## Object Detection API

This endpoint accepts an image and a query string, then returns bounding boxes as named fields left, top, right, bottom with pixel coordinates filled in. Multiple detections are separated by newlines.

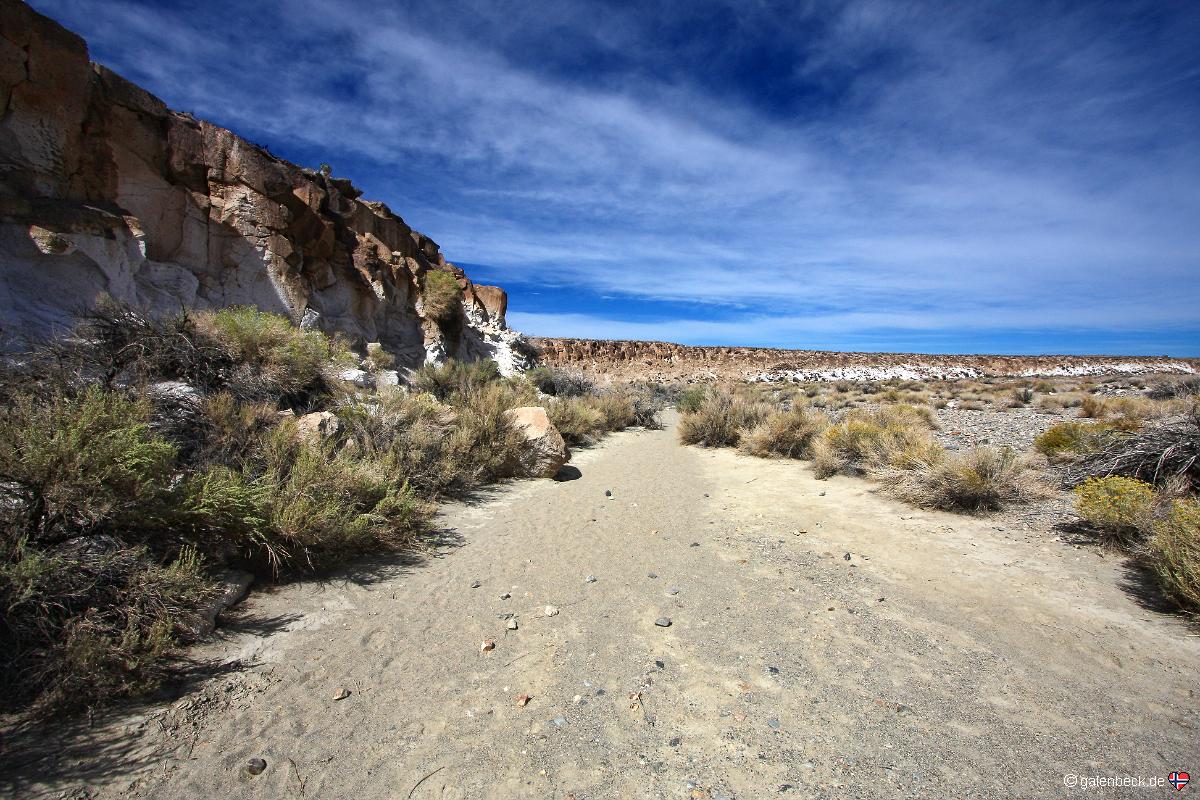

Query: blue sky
left=31, top=0, right=1200, bottom=355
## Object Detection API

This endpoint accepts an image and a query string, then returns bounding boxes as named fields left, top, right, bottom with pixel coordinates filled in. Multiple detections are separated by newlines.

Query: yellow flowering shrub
left=1074, top=476, right=1154, bottom=539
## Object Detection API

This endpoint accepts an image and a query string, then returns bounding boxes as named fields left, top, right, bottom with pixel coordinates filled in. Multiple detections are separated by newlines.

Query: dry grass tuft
left=739, top=405, right=829, bottom=459
left=811, top=404, right=938, bottom=478
left=895, top=447, right=1048, bottom=513
left=1034, top=421, right=1114, bottom=461
left=678, top=390, right=771, bottom=448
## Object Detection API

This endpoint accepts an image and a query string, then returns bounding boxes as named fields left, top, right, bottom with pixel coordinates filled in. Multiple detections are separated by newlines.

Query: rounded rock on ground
left=501, top=407, right=570, bottom=479
left=654, top=617, right=672, bottom=627
left=246, top=758, right=267, bottom=776
left=544, top=605, right=559, bottom=617
left=585, top=575, right=597, bottom=583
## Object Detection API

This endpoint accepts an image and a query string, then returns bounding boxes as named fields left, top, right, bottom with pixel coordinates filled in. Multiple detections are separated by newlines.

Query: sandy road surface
left=3, top=414, right=1198, bottom=799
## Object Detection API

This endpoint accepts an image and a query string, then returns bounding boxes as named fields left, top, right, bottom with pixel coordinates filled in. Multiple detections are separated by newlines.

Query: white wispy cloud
left=28, top=0, right=1200, bottom=351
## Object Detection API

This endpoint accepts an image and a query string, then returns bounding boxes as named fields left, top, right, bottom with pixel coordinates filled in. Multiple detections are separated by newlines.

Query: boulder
left=338, top=368, right=373, bottom=388
left=503, top=406, right=570, bottom=479
left=147, top=380, right=203, bottom=409
left=296, top=411, right=342, bottom=442
left=375, top=369, right=401, bottom=387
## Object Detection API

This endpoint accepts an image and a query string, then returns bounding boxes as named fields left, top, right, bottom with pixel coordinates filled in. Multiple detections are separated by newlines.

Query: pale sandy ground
left=3, top=413, right=1198, bottom=799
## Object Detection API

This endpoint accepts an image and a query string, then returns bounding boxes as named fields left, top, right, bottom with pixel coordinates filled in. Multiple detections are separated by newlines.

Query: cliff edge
left=0, top=0, right=528, bottom=372
left=534, top=337, right=1198, bottom=383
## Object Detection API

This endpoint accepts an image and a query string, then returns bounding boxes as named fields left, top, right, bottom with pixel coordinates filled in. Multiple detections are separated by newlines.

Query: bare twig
left=407, top=765, right=445, bottom=799
left=287, top=756, right=307, bottom=796
left=1065, top=420, right=1199, bottom=489
left=502, top=652, right=531, bottom=669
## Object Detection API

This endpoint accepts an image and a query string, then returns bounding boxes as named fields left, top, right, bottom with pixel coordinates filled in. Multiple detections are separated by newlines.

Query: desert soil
left=3, top=414, right=1198, bottom=799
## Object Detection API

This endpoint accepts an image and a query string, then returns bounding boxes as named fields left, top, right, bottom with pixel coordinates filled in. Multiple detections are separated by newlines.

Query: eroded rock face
left=0, top=0, right=530, bottom=373
left=502, top=407, right=570, bottom=479
left=534, top=338, right=1199, bottom=384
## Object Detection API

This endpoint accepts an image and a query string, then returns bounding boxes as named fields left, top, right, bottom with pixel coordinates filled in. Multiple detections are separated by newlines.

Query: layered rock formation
left=0, top=0, right=529, bottom=372
left=534, top=338, right=1199, bottom=384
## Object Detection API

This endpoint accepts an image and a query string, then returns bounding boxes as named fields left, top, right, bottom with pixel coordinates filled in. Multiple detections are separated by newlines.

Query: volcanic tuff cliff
left=534, top=338, right=1199, bottom=383
left=0, top=0, right=528, bottom=372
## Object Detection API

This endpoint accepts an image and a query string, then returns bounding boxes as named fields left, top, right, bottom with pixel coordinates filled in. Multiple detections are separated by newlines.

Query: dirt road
left=4, top=414, right=1198, bottom=798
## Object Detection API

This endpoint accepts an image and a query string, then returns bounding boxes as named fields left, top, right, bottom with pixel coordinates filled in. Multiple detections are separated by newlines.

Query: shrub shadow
left=0, top=651, right=251, bottom=798
left=1051, top=520, right=1184, bottom=618
left=0, top=526, right=465, bottom=794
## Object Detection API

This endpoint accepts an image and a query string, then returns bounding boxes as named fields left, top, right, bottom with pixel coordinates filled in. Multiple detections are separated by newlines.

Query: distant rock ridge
left=534, top=338, right=1199, bottom=383
left=0, top=0, right=528, bottom=373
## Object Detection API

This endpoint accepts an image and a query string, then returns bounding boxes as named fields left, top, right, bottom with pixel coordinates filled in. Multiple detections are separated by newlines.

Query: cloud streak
left=28, top=0, right=1200, bottom=354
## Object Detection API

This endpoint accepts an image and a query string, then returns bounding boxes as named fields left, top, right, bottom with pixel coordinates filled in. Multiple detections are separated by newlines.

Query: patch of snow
left=1017, top=361, right=1195, bottom=377
left=749, top=365, right=983, bottom=383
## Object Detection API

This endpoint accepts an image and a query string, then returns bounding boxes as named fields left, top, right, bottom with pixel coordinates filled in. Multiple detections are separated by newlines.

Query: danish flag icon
left=1169, top=772, right=1190, bottom=791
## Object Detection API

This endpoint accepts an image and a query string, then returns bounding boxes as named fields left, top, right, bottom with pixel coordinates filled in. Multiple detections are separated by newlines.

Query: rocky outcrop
left=502, top=407, right=570, bottom=479
left=534, top=338, right=1199, bottom=384
left=0, top=0, right=530, bottom=373
left=295, top=411, right=342, bottom=443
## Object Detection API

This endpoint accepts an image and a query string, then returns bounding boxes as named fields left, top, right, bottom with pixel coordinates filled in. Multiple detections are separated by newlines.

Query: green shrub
left=339, top=391, right=457, bottom=494
left=200, top=307, right=350, bottom=406
left=411, top=359, right=502, bottom=403
left=0, top=542, right=215, bottom=712
left=1149, top=498, right=1200, bottom=611
left=192, top=392, right=281, bottom=469
left=526, top=366, right=557, bottom=395
left=422, top=270, right=462, bottom=323
left=1034, top=421, right=1112, bottom=460
left=0, top=387, right=176, bottom=540
left=676, top=386, right=707, bottom=414
left=430, top=383, right=527, bottom=494
left=364, top=345, right=396, bottom=373
left=1074, top=476, right=1155, bottom=540
left=337, top=382, right=527, bottom=498
left=257, top=434, right=428, bottom=572
left=171, top=465, right=270, bottom=554
left=739, top=406, right=829, bottom=459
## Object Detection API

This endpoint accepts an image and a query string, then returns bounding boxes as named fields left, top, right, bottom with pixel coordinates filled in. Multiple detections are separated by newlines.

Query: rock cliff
left=534, top=338, right=1199, bottom=383
left=0, top=0, right=529, bottom=373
